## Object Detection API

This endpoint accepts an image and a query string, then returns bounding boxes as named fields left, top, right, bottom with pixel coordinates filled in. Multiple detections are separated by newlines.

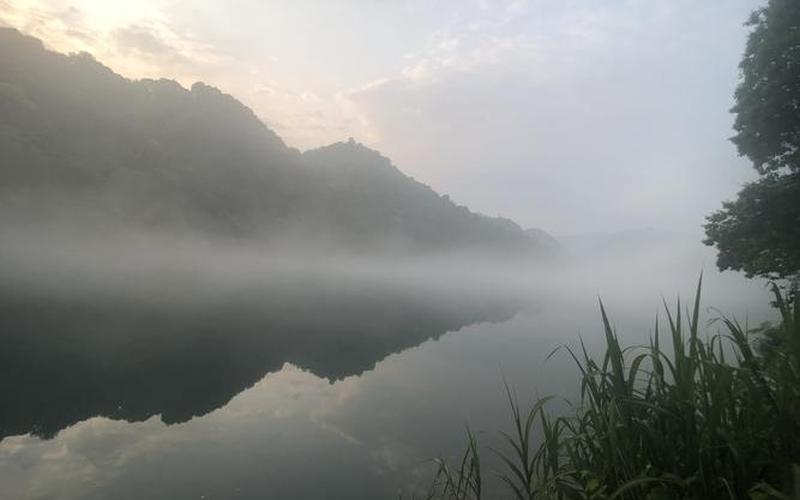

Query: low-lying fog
left=0, top=221, right=774, bottom=324
left=0, top=221, right=777, bottom=500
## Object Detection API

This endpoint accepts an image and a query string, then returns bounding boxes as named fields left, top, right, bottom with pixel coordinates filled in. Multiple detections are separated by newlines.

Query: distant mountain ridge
left=0, top=27, right=554, bottom=256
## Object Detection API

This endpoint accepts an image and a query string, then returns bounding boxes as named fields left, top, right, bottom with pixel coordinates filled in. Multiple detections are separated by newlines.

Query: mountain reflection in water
left=0, top=279, right=520, bottom=441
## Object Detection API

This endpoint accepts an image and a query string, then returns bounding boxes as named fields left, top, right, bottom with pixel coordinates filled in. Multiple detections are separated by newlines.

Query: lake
left=0, top=241, right=775, bottom=499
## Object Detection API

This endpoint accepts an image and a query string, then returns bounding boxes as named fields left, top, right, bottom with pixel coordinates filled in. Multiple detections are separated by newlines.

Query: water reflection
left=0, top=280, right=519, bottom=441
left=3, top=307, right=565, bottom=500
left=0, top=246, right=777, bottom=499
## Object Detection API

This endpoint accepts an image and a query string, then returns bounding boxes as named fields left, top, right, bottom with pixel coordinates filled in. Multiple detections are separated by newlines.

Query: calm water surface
left=0, top=258, right=774, bottom=500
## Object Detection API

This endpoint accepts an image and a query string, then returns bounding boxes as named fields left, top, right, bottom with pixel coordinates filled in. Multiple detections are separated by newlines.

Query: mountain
left=0, top=27, right=553, bottom=256
left=525, top=227, right=563, bottom=253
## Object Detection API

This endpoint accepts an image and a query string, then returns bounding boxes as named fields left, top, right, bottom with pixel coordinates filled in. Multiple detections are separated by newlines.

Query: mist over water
left=0, top=220, right=774, bottom=499
left=0, top=130, right=775, bottom=497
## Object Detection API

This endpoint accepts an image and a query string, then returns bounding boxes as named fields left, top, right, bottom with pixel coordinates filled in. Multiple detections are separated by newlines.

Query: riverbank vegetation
left=427, top=277, right=800, bottom=499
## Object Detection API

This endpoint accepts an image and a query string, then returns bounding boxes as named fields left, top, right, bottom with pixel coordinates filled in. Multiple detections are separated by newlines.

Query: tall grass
left=426, top=277, right=800, bottom=499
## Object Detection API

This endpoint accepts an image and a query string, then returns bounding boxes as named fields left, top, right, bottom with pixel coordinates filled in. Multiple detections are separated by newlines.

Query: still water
left=0, top=250, right=774, bottom=499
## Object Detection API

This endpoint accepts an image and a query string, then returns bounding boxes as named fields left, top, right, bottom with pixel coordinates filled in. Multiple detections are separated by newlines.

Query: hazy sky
left=1, top=0, right=763, bottom=235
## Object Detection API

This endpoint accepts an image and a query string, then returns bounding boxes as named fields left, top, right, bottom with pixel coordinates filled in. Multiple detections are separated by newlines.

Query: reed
left=427, top=277, right=800, bottom=499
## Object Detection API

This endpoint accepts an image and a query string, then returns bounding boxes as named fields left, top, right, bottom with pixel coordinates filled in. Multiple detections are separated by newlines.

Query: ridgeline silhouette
left=0, top=27, right=553, bottom=256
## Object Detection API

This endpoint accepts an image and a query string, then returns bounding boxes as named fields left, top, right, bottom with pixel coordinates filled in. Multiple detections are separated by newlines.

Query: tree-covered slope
left=0, top=27, right=551, bottom=256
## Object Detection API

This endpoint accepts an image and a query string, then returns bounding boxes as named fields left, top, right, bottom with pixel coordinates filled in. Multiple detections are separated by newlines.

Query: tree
left=704, top=0, right=800, bottom=282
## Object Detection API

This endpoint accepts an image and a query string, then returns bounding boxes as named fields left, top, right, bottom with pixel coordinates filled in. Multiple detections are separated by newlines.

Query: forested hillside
left=0, top=27, right=552, bottom=256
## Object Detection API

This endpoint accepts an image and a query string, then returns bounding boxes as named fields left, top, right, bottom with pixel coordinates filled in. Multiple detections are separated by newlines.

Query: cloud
left=1, top=1, right=227, bottom=85
left=0, top=2, right=97, bottom=51
left=112, top=24, right=185, bottom=60
left=333, top=0, right=761, bottom=233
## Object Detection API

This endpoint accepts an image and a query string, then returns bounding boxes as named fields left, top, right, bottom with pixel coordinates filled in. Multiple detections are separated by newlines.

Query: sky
left=0, top=0, right=764, bottom=235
